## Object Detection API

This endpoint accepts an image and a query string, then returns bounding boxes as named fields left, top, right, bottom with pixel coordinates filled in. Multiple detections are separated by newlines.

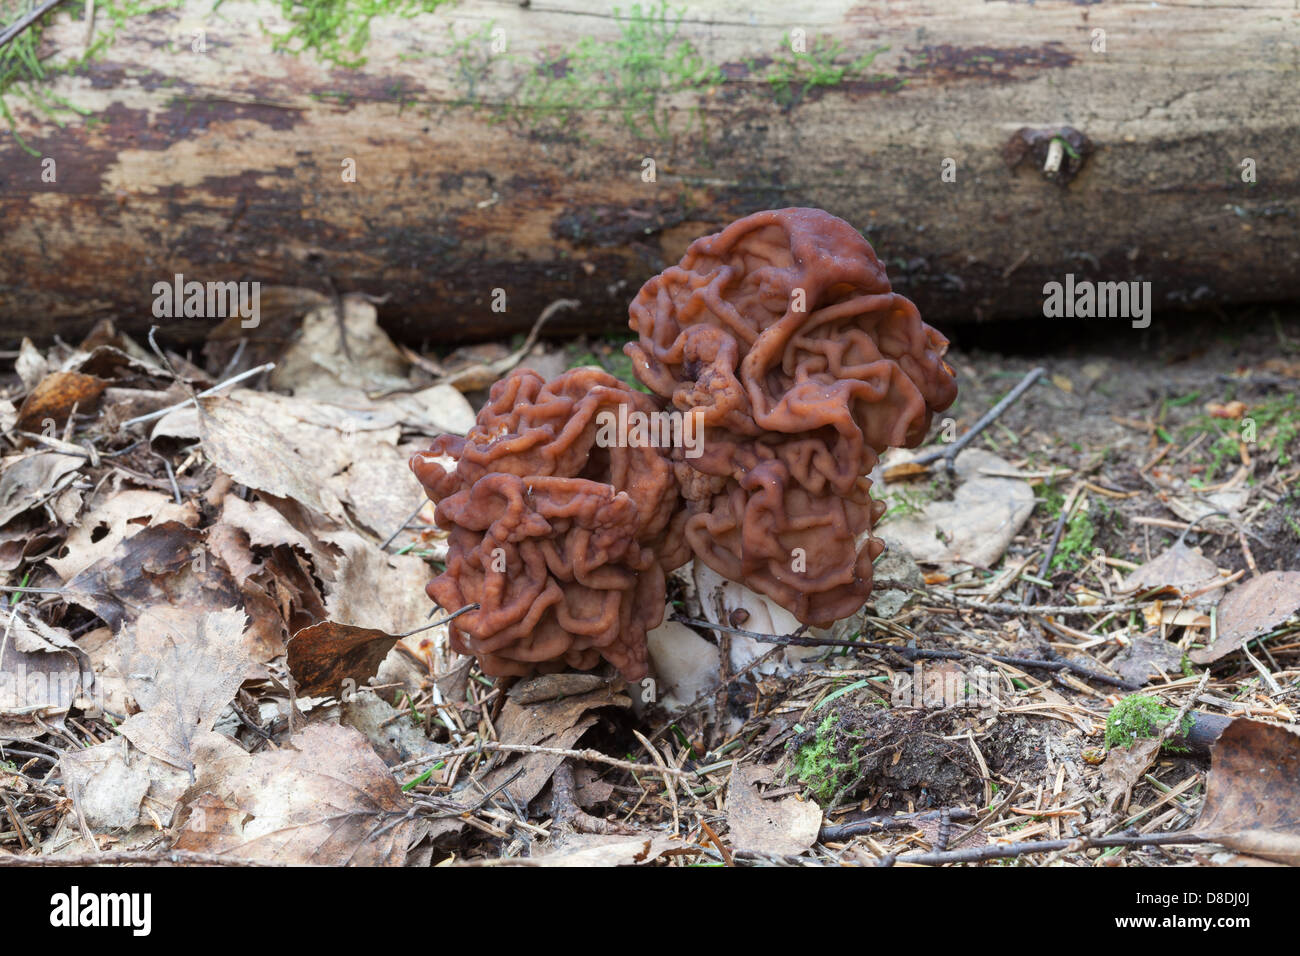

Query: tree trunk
left=1, top=0, right=1296, bottom=346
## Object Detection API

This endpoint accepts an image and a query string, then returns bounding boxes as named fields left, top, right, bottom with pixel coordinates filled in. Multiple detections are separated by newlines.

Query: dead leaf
left=0, top=610, right=87, bottom=740
left=15, top=371, right=106, bottom=432
left=48, top=489, right=198, bottom=582
left=64, top=521, right=285, bottom=662
left=14, top=339, right=49, bottom=390
left=526, top=833, right=677, bottom=867
left=1118, top=540, right=1221, bottom=599
left=173, top=722, right=417, bottom=865
left=727, top=764, right=821, bottom=857
left=341, top=688, right=445, bottom=765
left=508, top=673, right=611, bottom=704
left=877, top=449, right=1035, bottom=568
left=1113, top=636, right=1185, bottom=685
left=113, top=607, right=253, bottom=772
left=271, top=296, right=410, bottom=400
left=60, top=740, right=152, bottom=830
left=0, top=452, right=83, bottom=527
left=287, top=621, right=398, bottom=699
left=198, top=391, right=346, bottom=521
left=1100, top=738, right=1161, bottom=814
left=322, top=531, right=433, bottom=635
left=1192, top=571, right=1300, bottom=664
left=1194, top=719, right=1300, bottom=865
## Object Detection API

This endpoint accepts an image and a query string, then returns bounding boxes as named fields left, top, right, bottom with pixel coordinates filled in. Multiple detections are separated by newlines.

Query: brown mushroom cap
left=624, top=207, right=957, bottom=625
left=410, top=367, right=687, bottom=679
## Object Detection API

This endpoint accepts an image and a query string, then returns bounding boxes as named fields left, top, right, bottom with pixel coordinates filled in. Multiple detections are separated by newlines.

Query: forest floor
left=0, top=302, right=1296, bottom=867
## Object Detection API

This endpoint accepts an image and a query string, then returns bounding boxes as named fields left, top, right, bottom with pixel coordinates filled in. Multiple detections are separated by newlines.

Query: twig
left=820, top=807, right=976, bottom=843
left=671, top=615, right=1141, bottom=689
left=390, top=742, right=694, bottom=779
left=0, top=0, right=66, bottom=49
left=0, top=849, right=289, bottom=867
left=550, top=760, right=636, bottom=836
left=910, top=367, right=1045, bottom=472
left=935, top=595, right=1157, bottom=617
left=381, top=498, right=430, bottom=551
left=119, top=362, right=276, bottom=429
left=393, top=603, right=478, bottom=639
left=878, top=830, right=1208, bottom=866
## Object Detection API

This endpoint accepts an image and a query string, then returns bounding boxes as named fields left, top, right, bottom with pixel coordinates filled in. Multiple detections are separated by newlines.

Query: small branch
left=878, top=829, right=1208, bottom=866
left=0, top=0, right=66, bottom=50
left=390, top=742, right=694, bottom=779
left=393, top=603, right=478, bottom=639
left=820, top=807, right=976, bottom=843
left=0, top=848, right=289, bottom=867
left=119, top=362, right=276, bottom=429
left=381, top=498, right=430, bottom=551
left=672, top=614, right=1141, bottom=690
left=910, top=366, right=1045, bottom=471
left=935, top=594, right=1157, bottom=617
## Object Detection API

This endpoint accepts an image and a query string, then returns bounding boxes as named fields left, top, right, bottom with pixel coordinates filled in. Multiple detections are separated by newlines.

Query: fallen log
left=1, top=0, right=1296, bottom=346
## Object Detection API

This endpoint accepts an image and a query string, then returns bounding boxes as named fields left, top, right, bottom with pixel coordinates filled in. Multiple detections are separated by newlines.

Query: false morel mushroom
left=411, top=368, right=687, bottom=680
left=624, top=207, right=958, bottom=625
left=413, top=207, right=957, bottom=679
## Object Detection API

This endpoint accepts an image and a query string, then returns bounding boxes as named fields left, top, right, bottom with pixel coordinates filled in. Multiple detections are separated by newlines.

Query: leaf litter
left=0, top=308, right=1297, bottom=867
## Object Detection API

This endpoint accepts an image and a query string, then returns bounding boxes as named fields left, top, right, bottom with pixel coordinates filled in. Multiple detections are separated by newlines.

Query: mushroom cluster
left=412, top=208, right=957, bottom=680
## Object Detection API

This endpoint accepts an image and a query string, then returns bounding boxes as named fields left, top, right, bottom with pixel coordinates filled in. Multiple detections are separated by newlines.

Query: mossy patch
left=511, top=1, right=720, bottom=141
left=268, top=0, right=454, bottom=69
left=760, top=35, right=891, bottom=106
left=1104, top=695, right=1194, bottom=752
left=786, top=705, right=977, bottom=808
left=2, top=0, right=185, bottom=155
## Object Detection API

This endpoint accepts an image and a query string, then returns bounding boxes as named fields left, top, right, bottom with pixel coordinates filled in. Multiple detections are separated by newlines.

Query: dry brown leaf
left=65, top=521, right=284, bottom=662
left=198, top=391, right=346, bottom=521
left=0, top=610, right=87, bottom=740
left=15, top=371, right=107, bottom=432
left=271, top=296, right=410, bottom=400
left=173, top=722, right=417, bottom=865
left=526, top=833, right=677, bottom=867
left=1192, top=571, right=1300, bottom=664
left=61, top=731, right=248, bottom=830
left=1194, top=719, right=1300, bottom=865
left=1112, top=635, right=1185, bottom=685
left=48, top=489, right=198, bottom=582
left=14, top=339, right=49, bottom=390
left=727, top=764, right=821, bottom=857
left=322, top=531, right=433, bottom=635
left=287, top=621, right=398, bottom=699
left=877, top=449, right=1036, bottom=568
left=1118, top=540, right=1221, bottom=599
left=113, top=607, right=253, bottom=772
left=0, top=452, right=83, bottom=527
left=1100, top=737, right=1162, bottom=814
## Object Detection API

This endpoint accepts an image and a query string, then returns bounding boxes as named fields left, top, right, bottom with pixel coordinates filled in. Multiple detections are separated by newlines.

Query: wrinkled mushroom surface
left=624, top=207, right=957, bottom=625
left=411, top=368, right=686, bottom=679
left=413, top=208, right=957, bottom=679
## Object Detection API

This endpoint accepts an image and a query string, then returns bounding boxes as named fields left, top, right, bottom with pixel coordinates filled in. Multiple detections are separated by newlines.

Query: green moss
left=511, top=1, right=720, bottom=141
left=763, top=35, right=890, bottom=106
left=2, top=0, right=203, bottom=154
left=268, top=0, right=454, bottom=69
left=1180, top=393, right=1300, bottom=481
left=1104, top=695, right=1194, bottom=752
left=788, top=713, right=860, bottom=804
left=565, top=337, right=650, bottom=392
